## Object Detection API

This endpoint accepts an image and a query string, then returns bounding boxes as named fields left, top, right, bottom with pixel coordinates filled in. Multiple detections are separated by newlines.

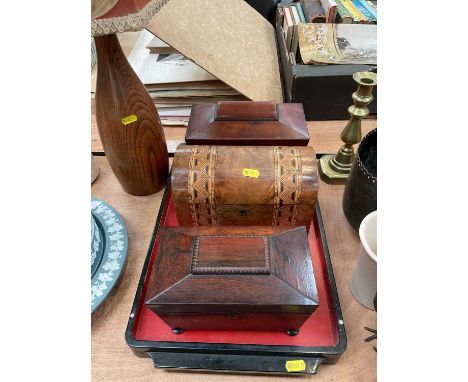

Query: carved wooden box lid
left=185, top=101, right=309, bottom=146
left=145, top=226, right=319, bottom=314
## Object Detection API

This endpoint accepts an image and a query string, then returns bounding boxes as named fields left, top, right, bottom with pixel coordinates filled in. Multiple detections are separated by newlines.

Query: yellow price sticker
left=121, top=114, right=138, bottom=125
left=242, top=168, right=260, bottom=178
left=285, top=359, right=306, bottom=372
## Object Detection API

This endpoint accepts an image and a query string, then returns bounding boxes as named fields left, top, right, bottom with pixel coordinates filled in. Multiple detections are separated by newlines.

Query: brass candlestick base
left=319, top=71, right=377, bottom=184
left=318, top=154, right=352, bottom=184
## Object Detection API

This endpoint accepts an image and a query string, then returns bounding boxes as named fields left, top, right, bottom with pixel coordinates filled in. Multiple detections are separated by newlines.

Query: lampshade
left=91, top=0, right=170, bottom=36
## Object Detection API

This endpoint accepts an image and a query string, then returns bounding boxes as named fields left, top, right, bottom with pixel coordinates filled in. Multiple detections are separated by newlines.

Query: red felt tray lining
left=132, top=191, right=338, bottom=347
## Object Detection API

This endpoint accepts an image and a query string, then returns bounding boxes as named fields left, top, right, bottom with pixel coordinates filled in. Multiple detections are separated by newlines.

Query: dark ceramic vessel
left=342, top=128, right=377, bottom=230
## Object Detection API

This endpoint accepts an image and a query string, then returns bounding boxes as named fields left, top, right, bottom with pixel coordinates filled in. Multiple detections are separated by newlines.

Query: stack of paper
left=127, top=30, right=247, bottom=127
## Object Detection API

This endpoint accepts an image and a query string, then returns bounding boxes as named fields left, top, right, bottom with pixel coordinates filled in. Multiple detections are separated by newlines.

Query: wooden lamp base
left=94, top=34, right=168, bottom=196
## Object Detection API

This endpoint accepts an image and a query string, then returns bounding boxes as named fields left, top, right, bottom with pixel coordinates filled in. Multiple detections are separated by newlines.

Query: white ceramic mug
left=350, top=210, right=377, bottom=310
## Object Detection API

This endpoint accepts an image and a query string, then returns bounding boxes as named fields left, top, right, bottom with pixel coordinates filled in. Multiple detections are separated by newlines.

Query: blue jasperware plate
left=91, top=215, right=104, bottom=277
left=91, top=197, right=128, bottom=313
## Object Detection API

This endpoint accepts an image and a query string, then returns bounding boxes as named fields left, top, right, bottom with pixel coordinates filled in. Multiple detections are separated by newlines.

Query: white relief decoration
left=91, top=198, right=128, bottom=312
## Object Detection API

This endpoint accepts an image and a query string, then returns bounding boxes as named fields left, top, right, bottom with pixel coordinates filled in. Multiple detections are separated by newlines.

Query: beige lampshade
left=91, top=0, right=170, bottom=36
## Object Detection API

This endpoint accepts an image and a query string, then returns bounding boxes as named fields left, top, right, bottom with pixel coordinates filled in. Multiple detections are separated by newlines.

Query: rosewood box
left=185, top=101, right=309, bottom=146
left=172, top=144, right=319, bottom=229
left=145, top=226, right=319, bottom=334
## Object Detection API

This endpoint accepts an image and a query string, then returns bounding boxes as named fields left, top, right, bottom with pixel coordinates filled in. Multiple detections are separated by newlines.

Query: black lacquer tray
left=125, top=183, right=347, bottom=374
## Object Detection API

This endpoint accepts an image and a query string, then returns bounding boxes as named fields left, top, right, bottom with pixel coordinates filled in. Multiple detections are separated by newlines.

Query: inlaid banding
left=272, top=147, right=303, bottom=225
left=187, top=146, right=217, bottom=225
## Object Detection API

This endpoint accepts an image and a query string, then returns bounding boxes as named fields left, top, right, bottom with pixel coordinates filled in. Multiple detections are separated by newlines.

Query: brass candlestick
left=319, top=71, right=377, bottom=184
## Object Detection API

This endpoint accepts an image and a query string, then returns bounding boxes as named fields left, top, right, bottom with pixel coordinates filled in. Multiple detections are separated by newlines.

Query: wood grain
left=91, top=98, right=377, bottom=155
left=94, top=34, right=169, bottom=195
left=146, top=226, right=317, bottom=331
left=216, top=101, right=278, bottom=120
left=308, top=118, right=377, bottom=153
left=185, top=102, right=310, bottom=146
left=91, top=156, right=376, bottom=381
left=172, top=145, right=318, bottom=228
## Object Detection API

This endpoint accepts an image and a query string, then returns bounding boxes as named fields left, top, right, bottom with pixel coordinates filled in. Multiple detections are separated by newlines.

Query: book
left=335, top=0, right=353, bottom=23
left=130, top=52, right=217, bottom=86
left=320, top=0, right=338, bottom=23
left=146, top=36, right=178, bottom=54
left=125, top=30, right=246, bottom=124
left=145, top=80, right=231, bottom=91
left=291, top=4, right=301, bottom=24
left=298, top=23, right=376, bottom=65
left=358, top=0, right=377, bottom=20
left=300, top=0, right=326, bottom=23
left=283, top=6, right=295, bottom=52
left=351, top=0, right=376, bottom=22
left=293, top=3, right=307, bottom=23
left=157, top=106, right=191, bottom=117
left=154, top=96, right=246, bottom=106
left=290, top=5, right=302, bottom=56
left=148, top=88, right=241, bottom=98
left=340, top=0, right=365, bottom=22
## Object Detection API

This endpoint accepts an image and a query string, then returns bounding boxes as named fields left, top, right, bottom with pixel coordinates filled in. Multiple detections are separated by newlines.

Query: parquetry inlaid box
left=145, top=226, right=319, bottom=333
left=171, top=144, right=319, bottom=229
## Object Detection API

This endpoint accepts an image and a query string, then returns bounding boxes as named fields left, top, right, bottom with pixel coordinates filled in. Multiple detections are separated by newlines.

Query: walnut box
left=172, top=144, right=319, bottom=229
left=185, top=101, right=309, bottom=146
left=145, top=226, right=319, bottom=333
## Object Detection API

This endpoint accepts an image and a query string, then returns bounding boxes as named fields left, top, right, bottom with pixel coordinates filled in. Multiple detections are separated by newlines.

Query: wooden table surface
left=91, top=33, right=376, bottom=156
left=91, top=98, right=376, bottom=155
left=92, top=146, right=377, bottom=382
left=92, top=31, right=377, bottom=380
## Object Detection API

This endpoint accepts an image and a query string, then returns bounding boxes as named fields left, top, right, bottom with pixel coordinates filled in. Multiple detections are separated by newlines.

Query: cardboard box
left=276, top=5, right=377, bottom=120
